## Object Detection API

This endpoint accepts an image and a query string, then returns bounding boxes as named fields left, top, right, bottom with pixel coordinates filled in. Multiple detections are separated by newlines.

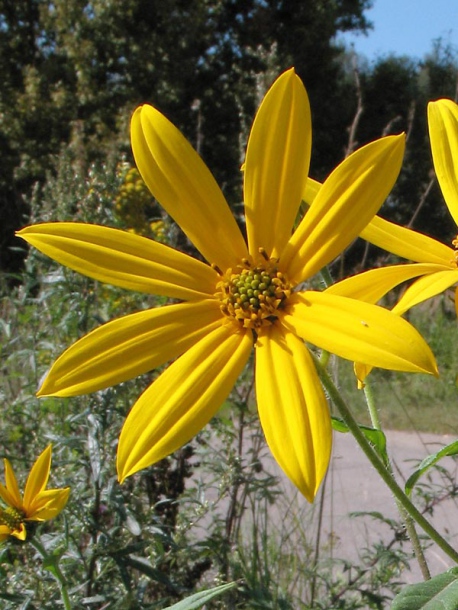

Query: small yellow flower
left=327, top=99, right=458, bottom=316
left=17, top=69, right=437, bottom=501
left=0, top=446, right=70, bottom=542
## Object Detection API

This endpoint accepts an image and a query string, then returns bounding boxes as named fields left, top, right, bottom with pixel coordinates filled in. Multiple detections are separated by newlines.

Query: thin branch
left=345, top=55, right=364, bottom=157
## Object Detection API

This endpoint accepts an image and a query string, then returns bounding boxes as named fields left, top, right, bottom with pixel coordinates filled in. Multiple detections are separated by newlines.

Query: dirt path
left=278, top=429, right=458, bottom=583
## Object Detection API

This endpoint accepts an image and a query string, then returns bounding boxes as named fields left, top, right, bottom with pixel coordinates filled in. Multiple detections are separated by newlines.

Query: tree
left=0, top=0, right=373, bottom=277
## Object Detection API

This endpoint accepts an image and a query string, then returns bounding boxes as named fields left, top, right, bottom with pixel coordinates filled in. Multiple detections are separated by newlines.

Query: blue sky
left=341, top=0, right=458, bottom=60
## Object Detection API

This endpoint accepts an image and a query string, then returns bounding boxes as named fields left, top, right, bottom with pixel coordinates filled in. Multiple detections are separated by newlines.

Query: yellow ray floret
left=0, top=446, right=70, bottom=542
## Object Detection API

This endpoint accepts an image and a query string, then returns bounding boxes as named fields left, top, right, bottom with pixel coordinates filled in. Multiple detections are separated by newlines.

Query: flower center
left=216, top=252, right=292, bottom=330
left=0, top=506, right=24, bottom=531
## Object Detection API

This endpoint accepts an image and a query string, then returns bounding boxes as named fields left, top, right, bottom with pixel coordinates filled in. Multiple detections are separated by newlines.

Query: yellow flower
left=0, top=446, right=70, bottom=541
left=17, top=69, right=437, bottom=501
left=327, top=99, right=458, bottom=316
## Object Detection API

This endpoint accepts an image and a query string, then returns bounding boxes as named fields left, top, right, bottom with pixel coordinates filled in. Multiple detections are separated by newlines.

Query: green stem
left=319, top=266, right=334, bottom=289
left=315, top=357, right=458, bottom=565
left=362, top=379, right=382, bottom=431
left=396, top=499, right=431, bottom=580
left=363, top=378, right=431, bottom=579
left=30, top=537, right=72, bottom=610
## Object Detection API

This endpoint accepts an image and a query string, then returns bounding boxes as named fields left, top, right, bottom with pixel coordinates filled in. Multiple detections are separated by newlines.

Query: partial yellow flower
left=327, top=98, right=458, bottom=316
left=0, top=446, right=70, bottom=542
left=17, top=69, right=437, bottom=502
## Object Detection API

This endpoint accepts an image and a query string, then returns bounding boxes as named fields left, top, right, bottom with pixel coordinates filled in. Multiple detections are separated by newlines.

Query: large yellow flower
left=327, top=99, right=458, bottom=316
left=17, top=69, right=437, bottom=501
left=0, top=446, right=70, bottom=541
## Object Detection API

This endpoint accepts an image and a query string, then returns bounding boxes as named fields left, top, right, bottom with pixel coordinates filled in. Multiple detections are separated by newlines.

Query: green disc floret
left=217, top=258, right=292, bottom=330
left=0, top=506, right=24, bottom=530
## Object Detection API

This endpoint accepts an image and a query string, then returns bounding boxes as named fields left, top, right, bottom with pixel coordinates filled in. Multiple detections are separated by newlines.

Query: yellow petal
left=23, top=446, right=52, bottom=512
left=303, top=177, right=321, bottom=204
left=244, top=69, right=311, bottom=258
left=132, top=105, right=248, bottom=269
left=282, top=134, right=405, bottom=283
left=326, top=263, right=450, bottom=304
left=117, top=324, right=253, bottom=481
left=281, top=292, right=438, bottom=376
left=0, top=525, right=12, bottom=542
left=17, top=223, right=217, bottom=301
left=354, top=362, right=371, bottom=389
left=303, top=178, right=453, bottom=265
left=2, top=459, right=22, bottom=508
left=255, top=324, right=331, bottom=502
left=392, top=269, right=458, bottom=315
left=428, top=99, right=458, bottom=226
left=27, top=488, right=70, bottom=521
left=11, top=524, right=26, bottom=541
left=360, top=215, right=454, bottom=265
left=38, top=300, right=223, bottom=397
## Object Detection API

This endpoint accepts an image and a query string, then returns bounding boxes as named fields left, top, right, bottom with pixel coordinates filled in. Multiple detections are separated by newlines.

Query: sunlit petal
left=360, top=215, right=454, bottom=265
left=244, top=69, right=311, bottom=258
left=23, top=446, right=52, bottom=512
left=0, top=483, right=17, bottom=510
left=303, top=177, right=320, bottom=204
left=256, top=324, right=331, bottom=502
left=303, top=178, right=453, bottom=265
left=3, top=459, right=22, bottom=508
left=117, top=325, right=253, bottom=481
left=392, top=269, right=458, bottom=315
left=38, top=300, right=223, bottom=397
left=428, top=99, right=458, bottom=226
left=326, top=263, right=449, bottom=304
left=132, top=105, right=248, bottom=269
left=18, top=223, right=217, bottom=301
left=282, top=135, right=405, bottom=282
left=281, top=292, right=438, bottom=375
left=27, top=488, right=70, bottom=521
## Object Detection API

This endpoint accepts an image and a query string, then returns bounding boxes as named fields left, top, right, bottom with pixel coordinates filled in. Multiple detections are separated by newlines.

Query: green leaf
left=119, top=555, right=174, bottom=588
left=391, top=568, right=458, bottom=609
left=405, top=440, right=458, bottom=496
left=162, top=582, right=237, bottom=610
left=331, top=416, right=388, bottom=464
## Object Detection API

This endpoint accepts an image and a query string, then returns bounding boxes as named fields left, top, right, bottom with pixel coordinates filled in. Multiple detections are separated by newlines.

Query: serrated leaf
left=391, top=568, right=458, bottom=609
left=331, top=416, right=388, bottom=464
left=405, top=440, right=458, bottom=496
left=162, top=582, right=237, bottom=610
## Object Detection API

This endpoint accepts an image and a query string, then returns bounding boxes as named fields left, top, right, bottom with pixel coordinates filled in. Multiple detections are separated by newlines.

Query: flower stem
left=30, top=537, right=72, bottom=610
left=362, top=379, right=431, bottom=579
left=314, top=356, right=458, bottom=565
left=362, top=379, right=382, bottom=431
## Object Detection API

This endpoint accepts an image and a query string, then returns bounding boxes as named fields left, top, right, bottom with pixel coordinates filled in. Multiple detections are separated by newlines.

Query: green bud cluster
left=229, top=270, right=277, bottom=311
left=217, top=261, right=292, bottom=330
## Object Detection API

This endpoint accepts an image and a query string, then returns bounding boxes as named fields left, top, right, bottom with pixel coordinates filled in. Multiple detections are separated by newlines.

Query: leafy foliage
left=392, top=567, right=458, bottom=610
